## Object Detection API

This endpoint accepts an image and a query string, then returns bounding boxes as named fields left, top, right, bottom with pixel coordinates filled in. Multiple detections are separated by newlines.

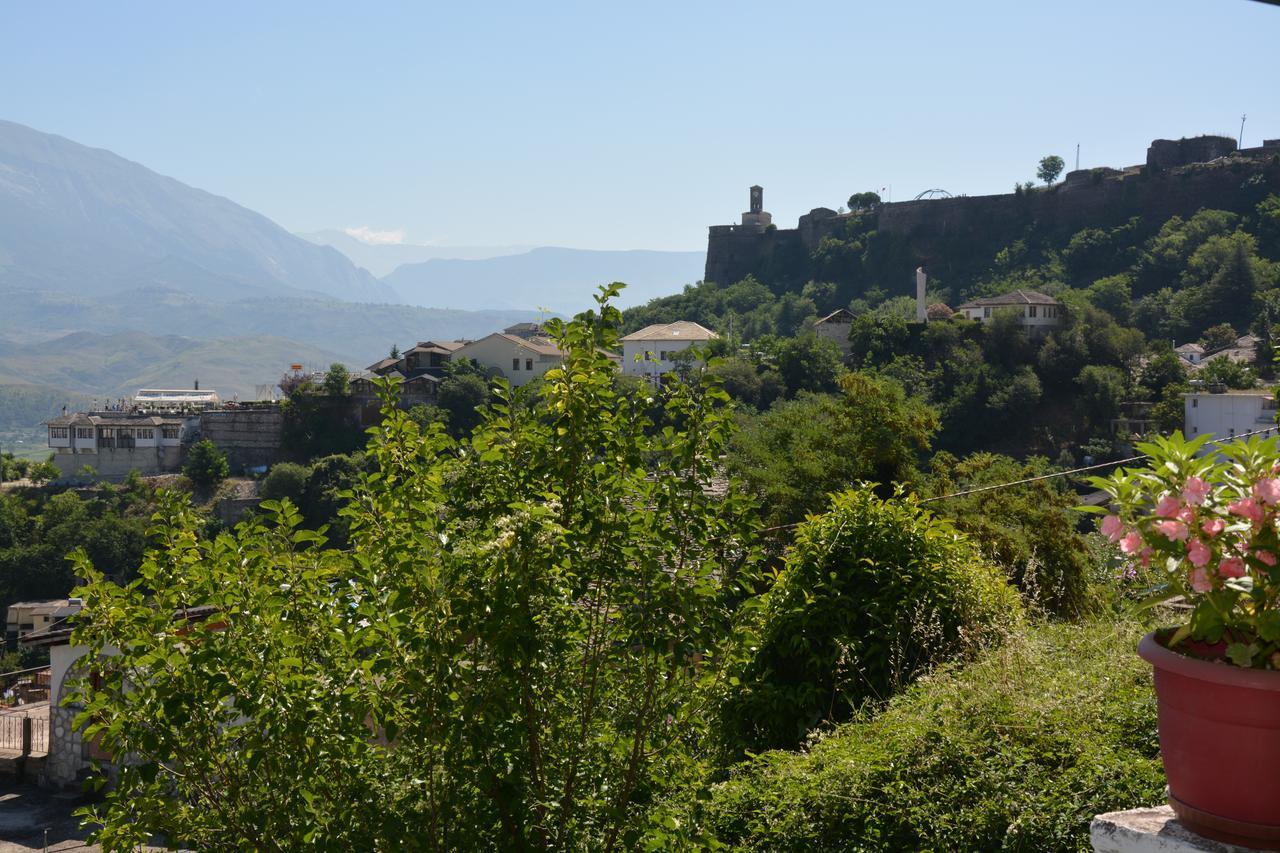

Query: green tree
left=1036, top=155, right=1065, bottom=186
left=1199, top=356, right=1257, bottom=389
left=322, top=362, right=351, bottom=397
left=182, top=439, right=229, bottom=490
left=389, top=343, right=400, bottom=359
left=1075, top=365, right=1127, bottom=431
left=435, top=371, right=491, bottom=438
left=847, top=190, right=882, bottom=211
left=68, top=285, right=759, bottom=850
left=727, top=372, right=938, bottom=528
left=259, top=462, right=310, bottom=503
left=1200, top=323, right=1239, bottom=354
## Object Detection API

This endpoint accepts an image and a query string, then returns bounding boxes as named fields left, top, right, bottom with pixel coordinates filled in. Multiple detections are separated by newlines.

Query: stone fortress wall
left=705, top=136, right=1280, bottom=287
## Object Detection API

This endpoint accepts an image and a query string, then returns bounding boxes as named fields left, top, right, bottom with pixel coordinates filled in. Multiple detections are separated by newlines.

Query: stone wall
left=52, top=445, right=183, bottom=482
left=1146, top=135, right=1237, bottom=170
left=199, top=408, right=284, bottom=472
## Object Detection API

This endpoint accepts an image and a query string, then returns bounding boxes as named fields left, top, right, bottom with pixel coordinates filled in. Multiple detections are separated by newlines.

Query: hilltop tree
left=847, top=190, right=882, bottom=211
left=323, top=363, right=350, bottom=397
left=1037, top=155, right=1065, bottom=186
left=389, top=343, right=400, bottom=359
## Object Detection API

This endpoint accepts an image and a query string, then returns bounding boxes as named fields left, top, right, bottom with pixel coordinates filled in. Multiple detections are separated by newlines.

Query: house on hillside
left=813, top=309, right=854, bottom=355
left=1175, top=343, right=1205, bottom=366
left=454, top=333, right=569, bottom=387
left=1185, top=388, right=1278, bottom=443
left=956, top=290, right=1063, bottom=337
left=6, top=600, right=81, bottom=647
left=620, top=322, right=719, bottom=379
left=44, top=411, right=197, bottom=481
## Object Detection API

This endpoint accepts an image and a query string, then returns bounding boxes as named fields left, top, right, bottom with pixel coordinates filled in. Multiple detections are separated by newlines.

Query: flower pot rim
left=1139, top=631, right=1280, bottom=692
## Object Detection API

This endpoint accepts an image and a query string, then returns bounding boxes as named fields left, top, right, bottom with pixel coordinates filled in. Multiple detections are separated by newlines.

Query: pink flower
left=1120, top=532, right=1143, bottom=556
left=1202, top=517, right=1225, bottom=537
left=1156, top=520, right=1189, bottom=542
left=1178, top=506, right=1196, bottom=524
left=1255, top=478, right=1280, bottom=506
left=1155, top=495, right=1182, bottom=519
left=1219, top=556, right=1247, bottom=578
left=1186, top=538, right=1212, bottom=568
left=1190, top=568, right=1212, bottom=592
left=1101, top=515, right=1125, bottom=542
left=1183, top=477, right=1211, bottom=506
left=1256, top=550, right=1278, bottom=567
left=1229, top=499, right=1265, bottom=525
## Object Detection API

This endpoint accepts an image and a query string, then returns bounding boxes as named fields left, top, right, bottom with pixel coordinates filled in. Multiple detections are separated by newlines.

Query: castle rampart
left=705, top=137, right=1280, bottom=286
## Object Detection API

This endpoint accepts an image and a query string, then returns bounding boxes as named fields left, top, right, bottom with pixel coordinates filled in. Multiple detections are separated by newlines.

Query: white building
left=45, top=411, right=198, bottom=481
left=1175, top=343, right=1205, bottom=366
left=813, top=309, right=854, bottom=355
left=956, top=290, right=1064, bottom=337
left=619, top=322, right=719, bottom=379
left=453, top=332, right=570, bottom=387
left=1184, top=390, right=1278, bottom=443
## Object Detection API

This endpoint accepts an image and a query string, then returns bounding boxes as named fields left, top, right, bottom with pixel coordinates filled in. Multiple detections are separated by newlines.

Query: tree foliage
left=717, top=488, right=1021, bottom=756
left=69, top=286, right=761, bottom=851
left=1036, top=155, right=1065, bottom=186
left=182, top=439, right=229, bottom=490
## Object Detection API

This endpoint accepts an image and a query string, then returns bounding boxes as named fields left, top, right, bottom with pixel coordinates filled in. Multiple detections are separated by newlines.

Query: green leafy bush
left=181, top=438, right=229, bottom=490
left=259, top=462, right=310, bottom=503
left=704, top=618, right=1163, bottom=852
left=718, top=489, right=1022, bottom=756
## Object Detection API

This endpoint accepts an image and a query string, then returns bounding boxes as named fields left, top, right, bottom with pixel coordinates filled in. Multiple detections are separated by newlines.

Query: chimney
left=915, top=266, right=928, bottom=323
left=194, top=378, right=199, bottom=390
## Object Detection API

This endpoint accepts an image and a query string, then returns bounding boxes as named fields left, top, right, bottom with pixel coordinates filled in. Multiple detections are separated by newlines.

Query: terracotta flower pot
left=1139, top=632, right=1280, bottom=849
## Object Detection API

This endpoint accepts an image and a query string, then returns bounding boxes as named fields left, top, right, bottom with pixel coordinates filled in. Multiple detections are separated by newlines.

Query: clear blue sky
left=4, top=0, right=1277, bottom=251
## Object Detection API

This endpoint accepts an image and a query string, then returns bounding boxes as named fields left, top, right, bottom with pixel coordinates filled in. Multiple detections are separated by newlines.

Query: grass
left=701, top=615, right=1164, bottom=852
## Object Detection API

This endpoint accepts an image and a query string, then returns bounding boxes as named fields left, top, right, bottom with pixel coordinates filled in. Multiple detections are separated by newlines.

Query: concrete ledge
left=1092, top=807, right=1264, bottom=852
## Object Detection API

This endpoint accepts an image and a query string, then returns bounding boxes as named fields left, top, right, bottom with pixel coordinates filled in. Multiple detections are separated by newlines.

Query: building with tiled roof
left=956, top=289, right=1064, bottom=337
left=620, top=322, right=719, bottom=379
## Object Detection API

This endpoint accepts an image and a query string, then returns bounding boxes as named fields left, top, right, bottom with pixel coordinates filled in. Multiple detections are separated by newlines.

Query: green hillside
left=0, top=331, right=350, bottom=404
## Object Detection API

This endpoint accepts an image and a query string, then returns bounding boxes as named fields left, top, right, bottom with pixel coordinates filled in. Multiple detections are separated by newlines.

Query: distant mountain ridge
left=298, top=229, right=531, bottom=277
left=0, top=119, right=396, bottom=303
left=382, top=247, right=705, bottom=313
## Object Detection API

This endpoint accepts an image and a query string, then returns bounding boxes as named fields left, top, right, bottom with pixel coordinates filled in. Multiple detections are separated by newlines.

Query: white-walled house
left=620, top=322, right=719, bottom=379
left=453, top=333, right=569, bottom=387
left=45, top=411, right=198, bottom=480
left=956, top=290, right=1064, bottom=337
left=813, top=309, right=854, bottom=355
left=1184, top=389, right=1279, bottom=443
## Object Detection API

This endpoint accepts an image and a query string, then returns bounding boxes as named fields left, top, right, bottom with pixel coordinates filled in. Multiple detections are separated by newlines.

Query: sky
left=3, top=0, right=1278, bottom=252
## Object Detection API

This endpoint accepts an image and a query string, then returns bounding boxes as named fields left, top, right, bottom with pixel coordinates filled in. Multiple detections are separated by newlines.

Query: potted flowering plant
left=1090, top=431, right=1280, bottom=848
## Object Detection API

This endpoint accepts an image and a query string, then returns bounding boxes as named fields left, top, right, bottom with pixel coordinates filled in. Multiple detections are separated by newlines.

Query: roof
left=411, top=340, right=467, bottom=353
left=1175, top=343, right=1205, bottom=354
left=815, top=309, right=854, bottom=325
left=365, top=356, right=403, bottom=373
left=6, top=599, right=77, bottom=616
left=956, top=289, right=1061, bottom=309
left=45, top=412, right=190, bottom=428
left=457, top=333, right=566, bottom=357
left=620, top=322, right=719, bottom=343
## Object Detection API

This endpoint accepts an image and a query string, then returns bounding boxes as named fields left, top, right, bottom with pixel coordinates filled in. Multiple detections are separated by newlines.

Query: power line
left=754, top=426, right=1280, bottom=537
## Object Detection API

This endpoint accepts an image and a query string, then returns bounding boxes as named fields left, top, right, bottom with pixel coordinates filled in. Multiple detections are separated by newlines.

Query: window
left=1192, top=399, right=1198, bottom=408
left=525, top=358, right=533, bottom=371
left=49, top=427, right=68, bottom=439
left=983, top=307, right=991, bottom=318
left=512, top=358, right=521, bottom=371
left=1028, top=305, right=1037, bottom=318
left=162, top=426, right=180, bottom=439
left=138, top=428, right=154, bottom=439
left=75, top=428, right=94, bottom=440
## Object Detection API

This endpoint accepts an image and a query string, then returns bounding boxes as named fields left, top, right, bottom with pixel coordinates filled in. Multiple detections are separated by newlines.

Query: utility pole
left=1240, top=114, right=1247, bottom=148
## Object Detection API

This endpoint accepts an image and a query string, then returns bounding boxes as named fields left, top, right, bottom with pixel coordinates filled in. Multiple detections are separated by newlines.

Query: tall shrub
left=718, top=488, right=1022, bottom=756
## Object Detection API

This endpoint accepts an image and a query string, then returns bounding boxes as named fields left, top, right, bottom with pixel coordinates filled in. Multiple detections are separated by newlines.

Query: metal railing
left=0, top=712, right=49, bottom=756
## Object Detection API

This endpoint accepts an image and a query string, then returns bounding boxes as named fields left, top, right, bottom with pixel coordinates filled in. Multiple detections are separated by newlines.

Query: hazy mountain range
left=0, top=119, right=395, bottom=303
left=0, top=119, right=700, bottom=430
left=298, top=229, right=531, bottom=277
